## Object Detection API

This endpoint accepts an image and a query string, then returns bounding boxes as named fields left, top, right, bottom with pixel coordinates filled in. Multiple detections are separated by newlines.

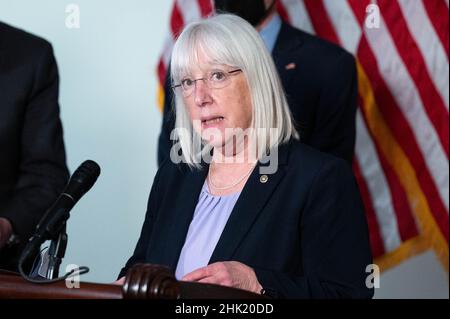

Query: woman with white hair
left=119, top=14, right=373, bottom=299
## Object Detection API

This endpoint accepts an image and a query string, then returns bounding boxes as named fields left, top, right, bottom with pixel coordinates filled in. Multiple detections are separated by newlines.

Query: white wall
left=374, top=250, right=448, bottom=299
left=0, top=0, right=172, bottom=283
left=0, top=0, right=448, bottom=298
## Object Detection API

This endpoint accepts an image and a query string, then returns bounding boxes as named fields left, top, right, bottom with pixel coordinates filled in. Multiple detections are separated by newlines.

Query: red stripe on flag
left=347, top=0, right=370, bottom=26
left=423, top=0, right=450, bottom=58
left=303, top=0, right=340, bottom=45
left=171, top=2, right=185, bottom=38
left=359, top=99, right=420, bottom=242
left=357, top=36, right=449, bottom=241
left=379, top=0, right=449, bottom=156
left=376, top=146, right=420, bottom=242
left=158, top=59, right=167, bottom=88
left=197, top=0, right=213, bottom=17
left=353, top=158, right=385, bottom=257
left=276, top=1, right=290, bottom=23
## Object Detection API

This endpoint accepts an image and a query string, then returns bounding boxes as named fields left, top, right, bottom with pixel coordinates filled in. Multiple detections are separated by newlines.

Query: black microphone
left=19, top=160, right=101, bottom=266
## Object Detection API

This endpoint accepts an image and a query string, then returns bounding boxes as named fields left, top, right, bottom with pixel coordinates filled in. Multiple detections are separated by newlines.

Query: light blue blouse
left=175, top=181, right=242, bottom=280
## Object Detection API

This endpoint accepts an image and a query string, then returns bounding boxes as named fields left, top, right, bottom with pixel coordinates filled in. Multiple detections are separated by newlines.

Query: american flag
left=156, top=0, right=449, bottom=273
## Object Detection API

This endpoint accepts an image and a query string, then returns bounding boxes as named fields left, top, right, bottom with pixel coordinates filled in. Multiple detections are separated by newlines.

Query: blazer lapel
left=160, top=163, right=209, bottom=269
left=272, top=22, right=304, bottom=86
left=209, top=142, right=291, bottom=263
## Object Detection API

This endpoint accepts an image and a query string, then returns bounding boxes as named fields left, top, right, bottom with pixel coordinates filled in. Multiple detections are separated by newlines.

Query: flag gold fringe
left=157, top=82, right=165, bottom=113
left=357, top=60, right=449, bottom=274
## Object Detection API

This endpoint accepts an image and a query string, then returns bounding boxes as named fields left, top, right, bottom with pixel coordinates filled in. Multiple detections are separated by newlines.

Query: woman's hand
left=182, top=261, right=262, bottom=294
left=113, top=277, right=125, bottom=285
left=0, top=218, right=12, bottom=250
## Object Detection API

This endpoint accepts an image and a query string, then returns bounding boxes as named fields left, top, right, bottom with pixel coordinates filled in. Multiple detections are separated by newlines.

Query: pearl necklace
left=207, top=163, right=256, bottom=190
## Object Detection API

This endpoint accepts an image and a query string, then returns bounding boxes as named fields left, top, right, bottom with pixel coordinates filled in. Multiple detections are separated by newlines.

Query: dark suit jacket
left=0, top=22, right=69, bottom=270
left=158, top=22, right=357, bottom=166
left=121, top=140, right=373, bottom=298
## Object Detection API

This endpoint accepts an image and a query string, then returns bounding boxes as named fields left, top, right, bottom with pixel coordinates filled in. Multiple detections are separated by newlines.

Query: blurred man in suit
left=158, top=0, right=357, bottom=165
left=0, top=21, right=69, bottom=271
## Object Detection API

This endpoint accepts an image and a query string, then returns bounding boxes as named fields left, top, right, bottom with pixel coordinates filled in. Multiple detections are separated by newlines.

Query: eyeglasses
left=172, top=69, right=242, bottom=97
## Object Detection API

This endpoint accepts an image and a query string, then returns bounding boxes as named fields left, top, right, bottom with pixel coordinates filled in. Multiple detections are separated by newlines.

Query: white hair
left=170, top=13, right=298, bottom=168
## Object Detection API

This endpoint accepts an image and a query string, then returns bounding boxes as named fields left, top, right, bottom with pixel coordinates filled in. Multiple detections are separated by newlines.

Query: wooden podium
left=0, top=263, right=264, bottom=299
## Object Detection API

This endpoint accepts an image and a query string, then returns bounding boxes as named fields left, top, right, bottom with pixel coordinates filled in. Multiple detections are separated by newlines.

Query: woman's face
left=181, top=50, right=253, bottom=149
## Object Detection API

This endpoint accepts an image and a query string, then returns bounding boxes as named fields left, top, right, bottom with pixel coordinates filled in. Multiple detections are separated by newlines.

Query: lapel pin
left=285, top=62, right=296, bottom=70
left=260, top=175, right=269, bottom=183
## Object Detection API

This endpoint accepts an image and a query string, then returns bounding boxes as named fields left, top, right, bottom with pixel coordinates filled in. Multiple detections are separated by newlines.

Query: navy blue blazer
left=158, top=22, right=357, bottom=165
left=120, top=140, right=373, bottom=299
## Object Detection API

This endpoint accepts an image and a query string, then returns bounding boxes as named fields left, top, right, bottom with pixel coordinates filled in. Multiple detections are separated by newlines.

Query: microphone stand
left=45, top=223, right=68, bottom=279
left=18, top=160, right=99, bottom=283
